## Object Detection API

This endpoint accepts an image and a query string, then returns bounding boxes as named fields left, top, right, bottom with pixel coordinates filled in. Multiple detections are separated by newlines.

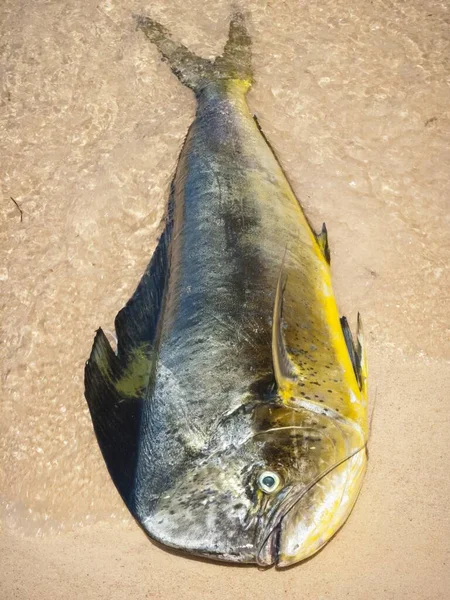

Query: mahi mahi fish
left=85, top=12, right=369, bottom=567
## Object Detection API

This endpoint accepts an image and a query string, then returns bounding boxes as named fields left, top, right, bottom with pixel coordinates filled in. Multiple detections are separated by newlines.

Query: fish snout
left=257, top=448, right=367, bottom=567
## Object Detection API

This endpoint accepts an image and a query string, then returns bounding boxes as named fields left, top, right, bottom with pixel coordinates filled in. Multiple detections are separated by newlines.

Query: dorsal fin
left=272, top=264, right=297, bottom=389
left=340, top=316, right=363, bottom=391
left=84, top=189, right=174, bottom=506
left=316, top=222, right=330, bottom=264
left=115, top=189, right=173, bottom=361
left=84, top=329, right=147, bottom=504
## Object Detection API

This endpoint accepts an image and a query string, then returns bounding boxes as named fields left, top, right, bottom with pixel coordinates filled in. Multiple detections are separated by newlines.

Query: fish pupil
left=262, top=475, right=276, bottom=488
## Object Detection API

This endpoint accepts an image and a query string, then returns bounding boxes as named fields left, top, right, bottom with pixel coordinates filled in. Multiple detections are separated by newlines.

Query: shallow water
left=1, top=0, right=449, bottom=598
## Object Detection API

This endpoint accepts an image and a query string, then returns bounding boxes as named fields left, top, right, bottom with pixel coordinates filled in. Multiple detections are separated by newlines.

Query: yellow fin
left=272, top=265, right=297, bottom=390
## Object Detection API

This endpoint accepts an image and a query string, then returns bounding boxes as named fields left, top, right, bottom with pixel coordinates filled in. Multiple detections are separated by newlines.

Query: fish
left=84, top=12, right=369, bottom=567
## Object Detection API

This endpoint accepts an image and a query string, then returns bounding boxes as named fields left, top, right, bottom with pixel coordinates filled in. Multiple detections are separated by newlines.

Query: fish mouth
left=256, top=447, right=367, bottom=567
left=256, top=483, right=304, bottom=567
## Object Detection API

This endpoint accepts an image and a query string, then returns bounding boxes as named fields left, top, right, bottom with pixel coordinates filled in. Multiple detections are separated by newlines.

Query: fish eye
left=258, top=471, right=281, bottom=494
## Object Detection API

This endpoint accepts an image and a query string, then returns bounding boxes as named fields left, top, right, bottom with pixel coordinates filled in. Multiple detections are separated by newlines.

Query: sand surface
left=1, top=0, right=449, bottom=598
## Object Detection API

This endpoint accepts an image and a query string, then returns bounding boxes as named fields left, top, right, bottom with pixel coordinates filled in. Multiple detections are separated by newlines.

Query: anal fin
left=340, top=315, right=367, bottom=398
left=316, top=222, right=330, bottom=264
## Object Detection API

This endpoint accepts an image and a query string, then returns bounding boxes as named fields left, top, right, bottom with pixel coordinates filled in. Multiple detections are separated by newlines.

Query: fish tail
left=135, top=11, right=253, bottom=93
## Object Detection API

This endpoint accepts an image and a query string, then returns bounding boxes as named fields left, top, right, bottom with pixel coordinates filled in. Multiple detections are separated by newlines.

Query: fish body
left=85, top=13, right=368, bottom=567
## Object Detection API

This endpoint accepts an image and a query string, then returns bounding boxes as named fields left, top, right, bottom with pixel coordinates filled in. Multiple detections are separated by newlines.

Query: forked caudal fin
left=134, top=11, right=253, bottom=94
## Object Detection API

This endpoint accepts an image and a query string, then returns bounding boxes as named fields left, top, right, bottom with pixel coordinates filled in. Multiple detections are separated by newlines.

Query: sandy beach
left=1, top=0, right=449, bottom=598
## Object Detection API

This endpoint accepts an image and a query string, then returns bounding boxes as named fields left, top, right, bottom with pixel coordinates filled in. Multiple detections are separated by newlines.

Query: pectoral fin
left=272, top=266, right=297, bottom=390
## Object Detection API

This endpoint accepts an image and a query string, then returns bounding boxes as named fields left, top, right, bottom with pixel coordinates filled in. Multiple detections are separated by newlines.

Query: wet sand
left=1, top=0, right=449, bottom=598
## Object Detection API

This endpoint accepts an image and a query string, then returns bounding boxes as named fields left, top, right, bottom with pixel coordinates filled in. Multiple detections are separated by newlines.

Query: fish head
left=251, top=404, right=367, bottom=567
left=140, top=404, right=366, bottom=567
left=140, top=440, right=279, bottom=563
